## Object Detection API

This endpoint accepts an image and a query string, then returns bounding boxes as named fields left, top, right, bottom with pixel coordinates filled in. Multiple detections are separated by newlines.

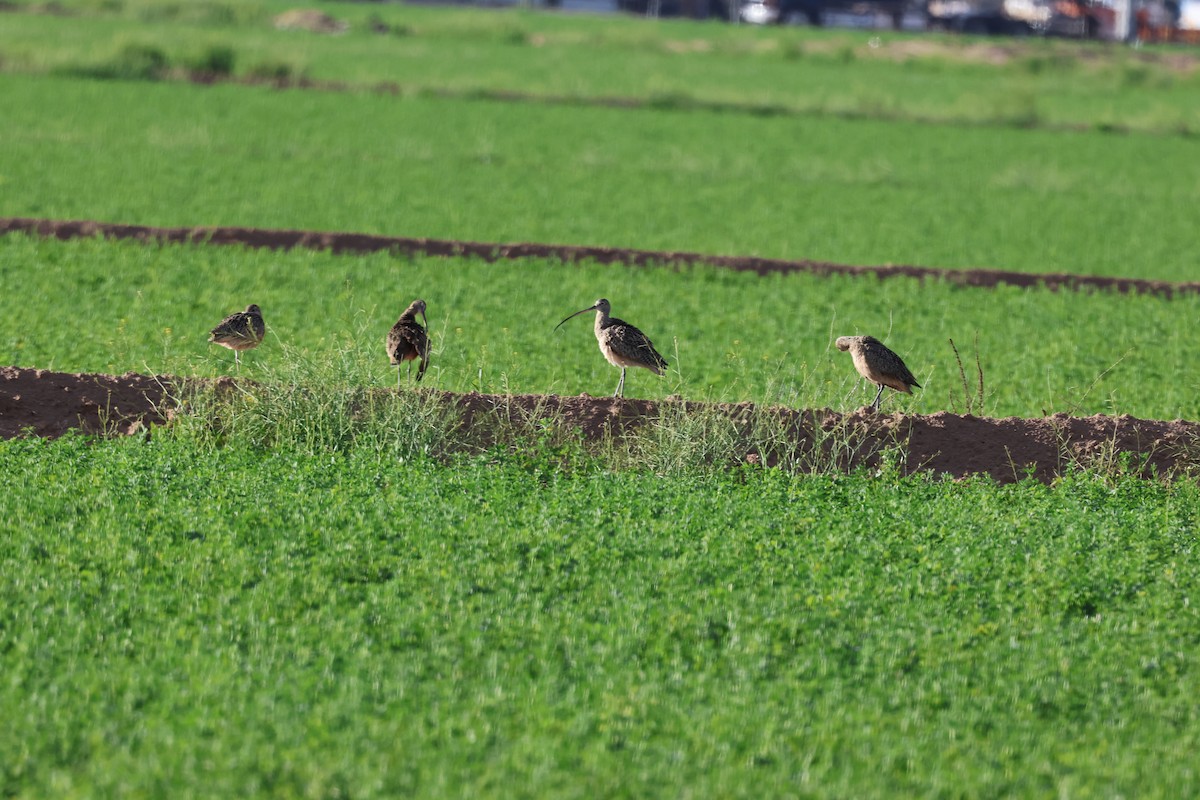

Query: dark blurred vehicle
left=926, top=0, right=1043, bottom=34
left=738, top=0, right=909, bottom=26
left=926, top=0, right=1115, bottom=35
left=795, top=0, right=909, bottom=25
left=739, top=0, right=783, bottom=21
left=618, top=0, right=732, bottom=16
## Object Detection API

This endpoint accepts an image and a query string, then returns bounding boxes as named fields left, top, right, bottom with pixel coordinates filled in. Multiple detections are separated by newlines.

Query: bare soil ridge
left=4, top=366, right=1198, bottom=483
left=4, top=216, right=1198, bottom=297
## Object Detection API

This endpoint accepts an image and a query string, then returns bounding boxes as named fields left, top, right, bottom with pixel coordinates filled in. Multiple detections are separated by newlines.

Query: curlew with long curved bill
left=209, top=303, right=265, bottom=368
left=386, top=299, right=429, bottom=387
left=835, top=335, right=921, bottom=412
left=555, top=298, right=668, bottom=398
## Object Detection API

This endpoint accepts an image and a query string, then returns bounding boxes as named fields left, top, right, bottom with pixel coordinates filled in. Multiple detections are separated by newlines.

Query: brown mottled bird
left=208, top=303, right=265, bottom=367
left=555, top=298, right=668, bottom=398
left=835, top=335, right=921, bottom=412
left=385, top=299, right=429, bottom=386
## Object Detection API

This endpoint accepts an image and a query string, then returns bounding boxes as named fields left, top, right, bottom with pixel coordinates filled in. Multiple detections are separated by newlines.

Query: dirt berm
left=4, top=216, right=1200, bottom=296
left=3, top=366, right=1198, bottom=483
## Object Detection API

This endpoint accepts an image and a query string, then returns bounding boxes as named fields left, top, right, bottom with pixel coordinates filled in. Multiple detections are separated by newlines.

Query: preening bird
left=208, top=303, right=265, bottom=368
left=386, top=298, right=429, bottom=386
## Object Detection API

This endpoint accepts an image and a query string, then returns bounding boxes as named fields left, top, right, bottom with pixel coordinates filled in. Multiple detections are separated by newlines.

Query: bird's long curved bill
left=554, top=305, right=596, bottom=332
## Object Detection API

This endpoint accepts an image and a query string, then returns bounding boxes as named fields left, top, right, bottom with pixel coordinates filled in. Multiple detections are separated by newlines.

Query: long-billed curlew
left=385, top=298, right=429, bottom=386
left=208, top=303, right=265, bottom=367
left=555, top=298, right=668, bottom=398
left=835, top=335, right=921, bottom=411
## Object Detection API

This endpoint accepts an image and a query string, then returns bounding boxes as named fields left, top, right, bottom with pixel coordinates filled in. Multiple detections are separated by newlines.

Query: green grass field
left=5, top=3, right=1200, bottom=796
left=4, top=0, right=1200, bottom=135
left=2, top=72, right=1199, bottom=280
left=3, top=434, right=1200, bottom=798
left=5, top=234, right=1200, bottom=419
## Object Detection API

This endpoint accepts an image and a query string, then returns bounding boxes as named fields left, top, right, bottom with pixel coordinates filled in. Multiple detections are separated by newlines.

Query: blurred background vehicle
left=737, top=0, right=922, bottom=26
left=925, top=0, right=1116, bottom=36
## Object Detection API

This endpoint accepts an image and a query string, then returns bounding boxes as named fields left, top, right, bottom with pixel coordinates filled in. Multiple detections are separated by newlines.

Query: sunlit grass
left=2, top=73, right=1199, bottom=280
left=4, top=234, right=1200, bottom=420
left=2, top=433, right=1199, bottom=797
left=2, top=0, right=1199, bottom=135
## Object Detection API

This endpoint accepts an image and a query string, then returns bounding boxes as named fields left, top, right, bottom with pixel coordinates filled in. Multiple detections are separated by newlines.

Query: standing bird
left=835, top=335, right=921, bottom=412
left=555, top=298, right=668, bottom=398
left=385, top=298, right=429, bottom=386
left=208, top=303, right=265, bottom=368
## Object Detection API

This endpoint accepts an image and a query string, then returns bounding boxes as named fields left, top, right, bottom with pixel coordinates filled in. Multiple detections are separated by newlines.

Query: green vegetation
left=4, top=4, right=1199, bottom=796
left=3, top=434, right=1200, bottom=797
left=2, top=71, right=1199, bottom=280
left=5, top=234, right=1200, bottom=419
left=3, top=0, right=1200, bottom=135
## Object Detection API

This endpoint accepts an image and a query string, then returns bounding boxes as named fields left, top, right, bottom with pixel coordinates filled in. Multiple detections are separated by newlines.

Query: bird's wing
left=210, top=312, right=251, bottom=339
left=387, top=321, right=428, bottom=364
left=609, top=321, right=668, bottom=372
left=863, top=339, right=919, bottom=390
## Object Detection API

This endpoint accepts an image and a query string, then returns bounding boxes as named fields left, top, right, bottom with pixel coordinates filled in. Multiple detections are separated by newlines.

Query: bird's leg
left=871, top=383, right=884, bottom=412
left=397, top=368, right=402, bottom=390
left=234, top=351, right=241, bottom=370
left=614, top=367, right=626, bottom=398
left=407, top=362, right=413, bottom=385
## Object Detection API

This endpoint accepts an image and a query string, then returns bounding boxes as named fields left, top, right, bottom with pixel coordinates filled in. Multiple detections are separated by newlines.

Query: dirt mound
left=4, top=366, right=1198, bottom=482
left=0, top=366, right=174, bottom=439
left=4, top=216, right=1199, bottom=297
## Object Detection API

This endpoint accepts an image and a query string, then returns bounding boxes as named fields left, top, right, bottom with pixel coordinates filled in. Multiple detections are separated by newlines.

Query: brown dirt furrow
left=4, top=366, right=1198, bottom=483
left=0, top=366, right=174, bottom=439
left=4, top=216, right=1198, bottom=296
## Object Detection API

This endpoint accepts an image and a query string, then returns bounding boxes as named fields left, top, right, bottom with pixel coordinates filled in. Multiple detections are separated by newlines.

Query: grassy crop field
left=4, top=2, right=1200, bottom=797
left=2, top=73, right=1199, bottom=280
left=4, top=0, right=1200, bottom=135
left=3, top=434, right=1200, bottom=798
left=5, top=234, right=1200, bottom=419
left=2, top=0, right=1200, bottom=281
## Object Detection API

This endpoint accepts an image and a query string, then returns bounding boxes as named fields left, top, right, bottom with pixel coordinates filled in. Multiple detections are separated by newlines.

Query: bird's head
left=555, top=298, right=610, bottom=331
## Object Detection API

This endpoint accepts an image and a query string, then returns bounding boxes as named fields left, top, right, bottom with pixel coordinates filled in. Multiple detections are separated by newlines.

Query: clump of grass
left=621, top=398, right=749, bottom=474
left=1020, top=52, right=1076, bottom=75
left=188, top=44, right=235, bottom=78
left=63, top=42, right=171, bottom=80
left=170, top=340, right=461, bottom=460
left=616, top=399, right=911, bottom=477
left=1057, top=431, right=1155, bottom=484
left=782, top=41, right=808, bottom=61
left=1119, top=63, right=1151, bottom=88
left=245, top=59, right=306, bottom=85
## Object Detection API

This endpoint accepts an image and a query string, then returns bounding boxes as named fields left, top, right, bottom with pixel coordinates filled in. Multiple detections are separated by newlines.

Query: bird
left=385, top=298, right=429, bottom=386
left=555, top=298, right=668, bottom=398
left=208, top=303, right=265, bottom=368
left=835, top=335, right=921, bottom=412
